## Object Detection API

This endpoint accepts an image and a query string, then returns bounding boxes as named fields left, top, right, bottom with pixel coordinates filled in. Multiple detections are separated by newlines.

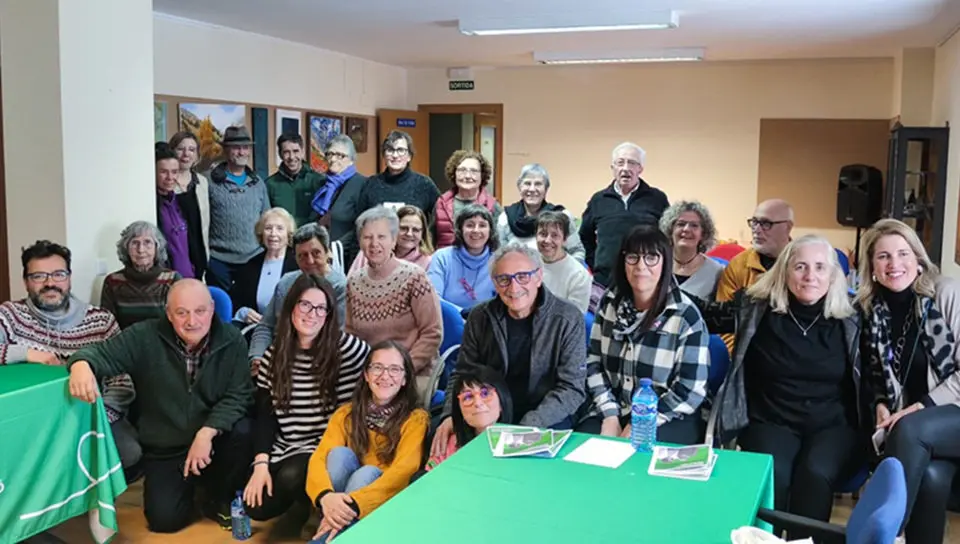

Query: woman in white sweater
left=536, top=211, right=591, bottom=313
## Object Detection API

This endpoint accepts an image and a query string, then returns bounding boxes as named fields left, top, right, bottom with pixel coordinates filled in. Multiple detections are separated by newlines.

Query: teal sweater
left=68, top=317, right=253, bottom=455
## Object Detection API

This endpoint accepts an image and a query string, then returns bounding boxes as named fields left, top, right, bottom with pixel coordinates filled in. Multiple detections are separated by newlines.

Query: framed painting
left=276, top=108, right=302, bottom=161
left=178, top=103, right=246, bottom=172
left=308, top=114, right=343, bottom=173
left=345, top=116, right=368, bottom=153
left=154, top=102, right=168, bottom=142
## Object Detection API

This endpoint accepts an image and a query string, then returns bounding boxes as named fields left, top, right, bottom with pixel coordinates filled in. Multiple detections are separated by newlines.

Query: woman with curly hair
left=433, top=149, right=502, bottom=248
left=659, top=200, right=724, bottom=300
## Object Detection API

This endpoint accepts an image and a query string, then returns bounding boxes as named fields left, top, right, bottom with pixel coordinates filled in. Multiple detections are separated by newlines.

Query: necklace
left=787, top=309, right=822, bottom=336
left=674, top=253, right=700, bottom=268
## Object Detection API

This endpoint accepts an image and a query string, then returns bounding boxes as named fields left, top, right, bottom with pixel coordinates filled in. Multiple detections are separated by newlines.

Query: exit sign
left=449, top=80, right=475, bottom=91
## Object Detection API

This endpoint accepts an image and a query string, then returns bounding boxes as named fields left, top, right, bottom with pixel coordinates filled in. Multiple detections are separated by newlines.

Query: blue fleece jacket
left=426, top=246, right=496, bottom=310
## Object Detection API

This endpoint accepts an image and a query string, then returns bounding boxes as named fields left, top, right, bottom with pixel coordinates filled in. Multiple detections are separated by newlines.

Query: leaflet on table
left=647, top=444, right=717, bottom=481
left=486, top=425, right=573, bottom=458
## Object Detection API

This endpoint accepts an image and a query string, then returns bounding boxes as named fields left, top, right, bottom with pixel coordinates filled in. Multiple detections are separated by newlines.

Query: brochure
left=486, top=425, right=573, bottom=458
left=647, top=444, right=717, bottom=481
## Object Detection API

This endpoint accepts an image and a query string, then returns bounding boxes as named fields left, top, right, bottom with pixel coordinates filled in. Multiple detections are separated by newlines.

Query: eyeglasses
left=296, top=300, right=328, bottom=317
left=26, top=270, right=71, bottom=283
left=456, top=167, right=481, bottom=176
left=613, top=159, right=642, bottom=168
left=675, top=220, right=701, bottom=230
left=368, top=363, right=404, bottom=377
left=747, top=218, right=790, bottom=231
left=325, top=151, right=347, bottom=161
left=458, top=386, right=495, bottom=407
left=624, top=253, right=661, bottom=267
left=383, top=147, right=409, bottom=157
left=493, top=268, right=540, bottom=288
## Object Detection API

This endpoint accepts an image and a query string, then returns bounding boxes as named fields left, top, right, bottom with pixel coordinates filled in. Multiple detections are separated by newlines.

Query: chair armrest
left=756, top=508, right=845, bottom=544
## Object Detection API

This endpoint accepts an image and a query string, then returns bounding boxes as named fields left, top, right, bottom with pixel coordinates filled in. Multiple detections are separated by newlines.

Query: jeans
left=575, top=413, right=705, bottom=445
left=885, top=404, right=960, bottom=544
left=308, top=447, right=383, bottom=544
left=244, top=453, right=311, bottom=522
left=141, top=418, right=253, bottom=533
left=738, top=422, right=864, bottom=535
left=206, top=257, right=240, bottom=291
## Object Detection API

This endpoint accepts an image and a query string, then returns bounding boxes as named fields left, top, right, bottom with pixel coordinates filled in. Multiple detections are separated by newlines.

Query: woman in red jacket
left=434, top=150, right=502, bottom=248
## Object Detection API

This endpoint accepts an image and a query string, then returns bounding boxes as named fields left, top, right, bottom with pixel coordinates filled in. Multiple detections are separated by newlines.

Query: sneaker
left=201, top=500, right=231, bottom=531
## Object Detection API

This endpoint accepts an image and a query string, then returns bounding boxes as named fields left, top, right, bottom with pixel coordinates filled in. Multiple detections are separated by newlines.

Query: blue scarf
left=311, top=165, right=356, bottom=217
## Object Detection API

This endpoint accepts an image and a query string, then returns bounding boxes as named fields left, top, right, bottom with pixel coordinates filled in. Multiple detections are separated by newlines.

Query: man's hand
left=28, top=348, right=60, bottom=365
left=600, top=416, right=622, bottom=437
left=184, top=427, right=217, bottom=478
left=430, top=417, right=454, bottom=458
left=68, top=361, right=99, bottom=403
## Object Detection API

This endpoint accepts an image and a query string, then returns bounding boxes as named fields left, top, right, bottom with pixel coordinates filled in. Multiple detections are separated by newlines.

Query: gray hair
left=488, top=242, right=544, bottom=279
left=454, top=204, right=499, bottom=251
left=536, top=210, right=572, bottom=240
left=517, top=163, right=551, bottom=190
left=355, top=205, right=400, bottom=239
left=116, top=221, right=168, bottom=268
left=324, top=134, right=357, bottom=162
left=659, top=200, right=718, bottom=253
left=292, top=223, right=331, bottom=251
left=612, top=142, right=646, bottom=166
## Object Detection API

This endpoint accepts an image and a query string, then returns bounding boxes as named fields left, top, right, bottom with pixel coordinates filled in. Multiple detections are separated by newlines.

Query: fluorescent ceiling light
left=534, top=48, right=705, bottom=65
left=459, top=10, right=678, bottom=36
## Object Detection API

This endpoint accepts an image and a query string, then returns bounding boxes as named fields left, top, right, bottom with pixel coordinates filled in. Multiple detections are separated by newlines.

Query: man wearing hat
left=206, top=126, right=271, bottom=290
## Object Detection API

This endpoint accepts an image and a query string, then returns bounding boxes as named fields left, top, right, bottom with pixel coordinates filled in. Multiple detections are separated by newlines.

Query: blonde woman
left=169, top=131, right=210, bottom=253
left=857, top=218, right=960, bottom=544
left=707, top=234, right=867, bottom=534
left=230, top=208, right=299, bottom=325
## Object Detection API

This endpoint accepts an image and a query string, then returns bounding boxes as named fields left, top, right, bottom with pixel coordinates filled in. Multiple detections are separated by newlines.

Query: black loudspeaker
left=836, top=164, right=883, bottom=228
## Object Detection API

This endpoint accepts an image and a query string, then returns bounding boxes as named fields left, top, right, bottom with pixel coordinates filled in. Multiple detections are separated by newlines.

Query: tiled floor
left=30, top=486, right=960, bottom=543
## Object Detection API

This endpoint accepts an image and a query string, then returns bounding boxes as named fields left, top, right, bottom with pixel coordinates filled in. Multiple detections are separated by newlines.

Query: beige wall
left=932, top=31, right=960, bottom=277
left=409, top=58, right=894, bottom=250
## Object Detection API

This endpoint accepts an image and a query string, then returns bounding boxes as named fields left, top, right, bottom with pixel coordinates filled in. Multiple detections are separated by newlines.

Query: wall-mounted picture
left=154, top=102, right=168, bottom=142
left=276, top=108, right=302, bottom=161
left=178, top=102, right=246, bottom=172
left=308, top=114, right=343, bottom=173
left=345, top=116, right=369, bottom=153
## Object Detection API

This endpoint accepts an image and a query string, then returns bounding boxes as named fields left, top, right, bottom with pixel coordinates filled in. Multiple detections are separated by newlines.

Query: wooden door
left=376, top=109, right=430, bottom=175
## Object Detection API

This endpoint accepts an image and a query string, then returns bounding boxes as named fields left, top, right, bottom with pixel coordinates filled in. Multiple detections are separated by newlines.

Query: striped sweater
left=0, top=296, right=135, bottom=421
left=100, top=267, right=181, bottom=329
left=254, top=331, right=370, bottom=463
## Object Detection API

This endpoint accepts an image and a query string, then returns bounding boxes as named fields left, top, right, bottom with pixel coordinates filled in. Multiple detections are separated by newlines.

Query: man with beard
left=579, top=142, right=670, bottom=288
left=206, top=126, right=271, bottom=290
left=0, top=240, right=141, bottom=471
left=265, top=133, right=325, bottom=226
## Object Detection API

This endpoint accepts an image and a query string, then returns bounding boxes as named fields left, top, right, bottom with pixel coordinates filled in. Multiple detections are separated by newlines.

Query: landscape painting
left=308, top=114, right=342, bottom=173
left=154, top=102, right=168, bottom=142
left=178, top=103, right=246, bottom=172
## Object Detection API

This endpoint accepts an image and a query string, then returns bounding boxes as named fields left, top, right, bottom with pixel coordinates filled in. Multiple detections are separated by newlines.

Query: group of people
left=0, top=124, right=957, bottom=544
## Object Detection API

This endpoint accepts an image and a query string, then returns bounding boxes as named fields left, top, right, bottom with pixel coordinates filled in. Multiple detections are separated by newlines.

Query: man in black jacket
left=579, top=142, right=669, bottom=287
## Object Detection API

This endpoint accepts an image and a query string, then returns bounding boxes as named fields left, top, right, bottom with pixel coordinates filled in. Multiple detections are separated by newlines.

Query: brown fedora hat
left=221, top=125, right=254, bottom=146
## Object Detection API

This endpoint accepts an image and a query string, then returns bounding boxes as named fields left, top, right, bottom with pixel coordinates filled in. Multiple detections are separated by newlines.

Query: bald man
left=68, top=279, right=254, bottom=533
left=715, top=199, right=794, bottom=349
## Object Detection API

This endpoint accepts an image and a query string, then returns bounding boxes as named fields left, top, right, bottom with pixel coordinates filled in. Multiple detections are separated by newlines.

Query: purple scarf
left=311, top=165, right=356, bottom=217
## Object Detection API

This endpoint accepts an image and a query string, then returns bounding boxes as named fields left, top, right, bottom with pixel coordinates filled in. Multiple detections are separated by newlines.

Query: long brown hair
left=270, top=273, right=342, bottom=412
left=347, top=341, right=420, bottom=465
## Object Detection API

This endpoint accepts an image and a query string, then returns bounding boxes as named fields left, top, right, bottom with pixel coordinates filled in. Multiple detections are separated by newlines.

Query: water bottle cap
left=639, top=378, right=653, bottom=387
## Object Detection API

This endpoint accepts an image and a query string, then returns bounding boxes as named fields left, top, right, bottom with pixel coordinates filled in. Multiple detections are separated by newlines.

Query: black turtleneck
left=355, top=166, right=441, bottom=219
left=744, top=295, right=855, bottom=432
left=758, top=252, right=777, bottom=272
left=878, top=285, right=928, bottom=405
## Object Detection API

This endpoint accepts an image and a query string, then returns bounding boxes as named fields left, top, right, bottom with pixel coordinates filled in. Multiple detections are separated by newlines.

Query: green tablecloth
left=339, top=432, right=774, bottom=544
left=0, top=365, right=127, bottom=544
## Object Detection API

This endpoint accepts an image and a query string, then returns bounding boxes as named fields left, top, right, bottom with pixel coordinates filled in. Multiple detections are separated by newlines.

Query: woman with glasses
left=705, top=234, right=865, bottom=535
left=579, top=225, right=709, bottom=444
left=434, top=150, right=502, bottom=248
left=348, top=205, right=434, bottom=274
left=497, top=163, right=585, bottom=261
left=426, top=203, right=499, bottom=310
left=354, top=130, right=440, bottom=223
left=169, top=131, right=210, bottom=256
left=306, top=341, right=428, bottom=544
left=659, top=200, right=724, bottom=300
left=426, top=366, right=513, bottom=471
left=856, top=219, right=960, bottom=544
left=313, top=135, right=368, bottom=269
left=243, top=274, right=370, bottom=529
left=101, top=221, right=181, bottom=329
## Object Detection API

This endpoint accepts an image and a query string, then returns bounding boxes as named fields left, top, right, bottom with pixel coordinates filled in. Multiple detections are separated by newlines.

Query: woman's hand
left=618, top=424, right=632, bottom=439
left=875, top=403, right=891, bottom=428
left=245, top=309, right=263, bottom=324
left=313, top=517, right=340, bottom=542
left=600, top=416, right=622, bottom=437
left=319, top=492, right=357, bottom=529
left=430, top=417, right=454, bottom=457
left=242, top=462, right=272, bottom=508
left=878, top=403, right=924, bottom=430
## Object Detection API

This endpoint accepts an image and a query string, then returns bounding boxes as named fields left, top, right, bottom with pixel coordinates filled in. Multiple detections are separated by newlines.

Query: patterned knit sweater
left=345, top=259, right=443, bottom=374
left=0, top=297, right=135, bottom=421
left=100, top=267, right=181, bottom=329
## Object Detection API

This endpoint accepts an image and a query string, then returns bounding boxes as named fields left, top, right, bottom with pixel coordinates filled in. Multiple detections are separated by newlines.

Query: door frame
left=0, top=66, right=9, bottom=302
left=418, top=104, right=504, bottom=201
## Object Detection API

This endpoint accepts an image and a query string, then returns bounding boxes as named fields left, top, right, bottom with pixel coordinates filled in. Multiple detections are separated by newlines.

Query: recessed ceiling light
left=459, top=10, right=679, bottom=36
left=534, top=48, right=705, bottom=65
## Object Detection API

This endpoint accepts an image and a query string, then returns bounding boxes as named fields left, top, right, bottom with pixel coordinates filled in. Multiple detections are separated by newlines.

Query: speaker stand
left=853, top=227, right=862, bottom=270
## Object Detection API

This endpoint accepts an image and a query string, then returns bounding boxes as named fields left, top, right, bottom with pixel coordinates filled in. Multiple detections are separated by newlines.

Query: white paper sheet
left=563, top=437, right=636, bottom=469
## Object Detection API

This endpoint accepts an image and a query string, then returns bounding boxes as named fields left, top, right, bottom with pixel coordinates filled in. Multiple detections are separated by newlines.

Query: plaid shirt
left=586, top=285, right=710, bottom=424
left=176, top=334, right=210, bottom=385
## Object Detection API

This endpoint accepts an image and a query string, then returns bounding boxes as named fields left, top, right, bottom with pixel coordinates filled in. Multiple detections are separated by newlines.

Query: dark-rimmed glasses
left=493, top=268, right=540, bottom=288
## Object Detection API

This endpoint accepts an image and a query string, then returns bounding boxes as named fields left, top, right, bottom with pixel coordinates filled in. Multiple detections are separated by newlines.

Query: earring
left=918, top=265, right=923, bottom=275
left=871, top=275, right=877, bottom=282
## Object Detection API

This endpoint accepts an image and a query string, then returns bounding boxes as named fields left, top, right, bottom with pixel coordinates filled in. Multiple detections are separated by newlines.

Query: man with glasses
left=355, top=130, right=440, bottom=221
left=715, top=199, right=795, bottom=350
left=579, top=142, right=669, bottom=290
left=265, top=133, right=326, bottom=226
left=0, top=240, right=140, bottom=471
left=430, top=243, right=586, bottom=459
left=313, top=135, right=368, bottom=269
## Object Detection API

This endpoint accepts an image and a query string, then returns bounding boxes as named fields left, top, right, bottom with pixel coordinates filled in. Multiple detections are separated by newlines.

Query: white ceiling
left=153, top=0, right=960, bottom=68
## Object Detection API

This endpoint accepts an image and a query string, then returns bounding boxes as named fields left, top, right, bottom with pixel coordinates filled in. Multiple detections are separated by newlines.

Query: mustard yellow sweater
left=306, top=404, right=428, bottom=518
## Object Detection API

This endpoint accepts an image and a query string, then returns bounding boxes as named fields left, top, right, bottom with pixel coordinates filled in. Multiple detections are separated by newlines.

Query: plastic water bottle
left=631, top=378, right=658, bottom=452
left=230, top=491, right=252, bottom=540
